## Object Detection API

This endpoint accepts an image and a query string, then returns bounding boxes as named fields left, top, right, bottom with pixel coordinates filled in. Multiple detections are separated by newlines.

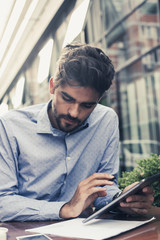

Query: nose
left=68, top=103, right=80, bottom=118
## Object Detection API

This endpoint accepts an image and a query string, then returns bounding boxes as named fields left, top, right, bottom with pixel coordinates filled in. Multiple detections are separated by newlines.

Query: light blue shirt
left=0, top=100, right=120, bottom=221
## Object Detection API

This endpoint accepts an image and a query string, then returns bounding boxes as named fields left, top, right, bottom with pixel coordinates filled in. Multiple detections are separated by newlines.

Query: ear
left=49, top=77, right=55, bottom=94
left=97, top=94, right=103, bottom=103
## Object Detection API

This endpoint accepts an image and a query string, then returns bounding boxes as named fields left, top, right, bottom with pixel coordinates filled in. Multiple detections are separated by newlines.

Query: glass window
left=63, top=0, right=90, bottom=47
left=37, top=39, right=53, bottom=84
left=99, top=0, right=160, bottom=68
left=8, top=75, right=25, bottom=109
left=138, top=0, right=160, bottom=51
left=127, top=81, right=139, bottom=140
left=135, top=77, right=150, bottom=139
left=154, top=71, right=160, bottom=129
left=146, top=74, right=159, bottom=140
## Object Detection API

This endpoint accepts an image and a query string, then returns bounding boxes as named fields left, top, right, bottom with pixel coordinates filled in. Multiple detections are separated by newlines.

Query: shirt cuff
left=39, top=201, right=66, bottom=220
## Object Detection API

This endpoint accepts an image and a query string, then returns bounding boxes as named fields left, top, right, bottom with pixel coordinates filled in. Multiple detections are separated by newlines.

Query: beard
left=53, top=107, right=82, bottom=132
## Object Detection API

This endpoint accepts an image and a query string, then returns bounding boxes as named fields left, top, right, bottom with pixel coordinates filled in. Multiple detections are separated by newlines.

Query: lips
left=63, top=117, right=77, bottom=125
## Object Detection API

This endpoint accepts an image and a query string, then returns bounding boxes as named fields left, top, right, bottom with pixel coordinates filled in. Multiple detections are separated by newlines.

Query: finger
left=77, top=185, right=107, bottom=201
left=78, top=179, right=113, bottom=194
left=125, top=194, right=154, bottom=203
left=142, top=186, right=154, bottom=194
left=82, top=191, right=107, bottom=211
left=86, top=173, right=115, bottom=182
left=131, top=208, right=148, bottom=215
left=88, top=179, right=114, bottom=187
left=90, top=190, right=107, bottom=200
left=83, top=189, right=107, bottom=206
left=118, top=205, right=149, bottom=215
left=79, top=174, right=115, bottom=189
left=120, top=200, right=152, bottom=209
left=87, top=186, right=107, bottom=196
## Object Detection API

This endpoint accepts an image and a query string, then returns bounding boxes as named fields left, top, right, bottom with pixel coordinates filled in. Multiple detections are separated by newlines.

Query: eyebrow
left=61, top=91, right=98, bottom=105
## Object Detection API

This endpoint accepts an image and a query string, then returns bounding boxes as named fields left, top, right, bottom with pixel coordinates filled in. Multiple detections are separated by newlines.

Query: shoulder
left=87, top=104, right=119, bottom=129
left=92, top=103, right=118, bottom=119
left=0, top=103, right=46, bottom=123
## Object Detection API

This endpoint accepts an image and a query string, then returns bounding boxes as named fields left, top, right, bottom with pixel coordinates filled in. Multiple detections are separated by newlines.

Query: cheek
left=54, top=96, right=68, bottom=112
left=56, top=101, right=69, bottom=115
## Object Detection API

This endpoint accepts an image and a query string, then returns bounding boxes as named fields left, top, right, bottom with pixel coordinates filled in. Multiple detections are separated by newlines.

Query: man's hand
left=119, top=182, right=154, bottom=215
left=59, top=173, right=115, bottom=219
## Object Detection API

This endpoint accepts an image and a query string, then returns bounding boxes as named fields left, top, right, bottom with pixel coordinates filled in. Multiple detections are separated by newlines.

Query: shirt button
left=66, top=156, right=71, bottom=161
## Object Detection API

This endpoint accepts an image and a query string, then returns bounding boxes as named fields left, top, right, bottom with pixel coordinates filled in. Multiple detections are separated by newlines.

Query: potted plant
left=118, top=154, right=160, bottom=216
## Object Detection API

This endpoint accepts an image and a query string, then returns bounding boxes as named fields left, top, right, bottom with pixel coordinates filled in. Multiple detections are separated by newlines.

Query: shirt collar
left=36, top=100, right=53, bottom=134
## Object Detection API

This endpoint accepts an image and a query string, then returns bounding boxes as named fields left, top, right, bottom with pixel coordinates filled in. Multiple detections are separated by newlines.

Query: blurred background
left=0, top=0, right=160, bottom=172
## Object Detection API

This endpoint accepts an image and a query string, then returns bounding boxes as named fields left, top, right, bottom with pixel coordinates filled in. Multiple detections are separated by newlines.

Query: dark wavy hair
left=54, top=43, right=115, bottom=96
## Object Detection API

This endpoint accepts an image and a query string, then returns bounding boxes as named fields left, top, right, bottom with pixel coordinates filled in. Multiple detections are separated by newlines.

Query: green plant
left=118, top=154, right=160, bottom=207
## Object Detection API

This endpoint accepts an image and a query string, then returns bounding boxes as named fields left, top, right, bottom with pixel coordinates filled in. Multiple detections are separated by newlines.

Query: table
left=1, top=213, right=160, bottom=240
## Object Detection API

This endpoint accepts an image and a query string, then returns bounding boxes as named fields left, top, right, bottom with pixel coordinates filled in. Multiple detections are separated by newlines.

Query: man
left=0, top=43, right=153, bottom=221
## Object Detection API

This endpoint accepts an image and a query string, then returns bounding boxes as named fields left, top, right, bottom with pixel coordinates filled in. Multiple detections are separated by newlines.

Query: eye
left=81, top=103, right=94, bottom=109
left=62, top=94, right=72, bottom=102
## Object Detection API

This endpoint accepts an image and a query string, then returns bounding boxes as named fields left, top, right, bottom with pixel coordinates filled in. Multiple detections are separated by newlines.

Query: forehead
left=55, top=84, right=99, bottom=102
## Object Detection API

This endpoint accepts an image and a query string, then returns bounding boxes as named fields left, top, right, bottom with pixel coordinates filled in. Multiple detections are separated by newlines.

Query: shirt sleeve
left=0, top=118, right=65, bottom=222
left=94, top=113, right=121, bottom=209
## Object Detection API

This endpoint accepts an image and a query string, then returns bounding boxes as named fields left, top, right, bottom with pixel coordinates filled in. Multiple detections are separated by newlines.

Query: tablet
left=83, top=172, right=160, bottom=223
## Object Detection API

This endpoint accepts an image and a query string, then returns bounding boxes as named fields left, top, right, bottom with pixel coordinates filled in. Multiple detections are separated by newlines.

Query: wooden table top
left=1, top=213, right=160, bottom=240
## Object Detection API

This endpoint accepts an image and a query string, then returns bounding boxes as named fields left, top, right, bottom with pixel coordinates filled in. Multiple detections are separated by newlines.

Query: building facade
left=0, top=0, right=160, bottom=171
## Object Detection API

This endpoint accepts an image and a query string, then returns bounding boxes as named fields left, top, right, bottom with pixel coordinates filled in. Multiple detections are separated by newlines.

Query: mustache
left=60, top=114, right=81, bottom=123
